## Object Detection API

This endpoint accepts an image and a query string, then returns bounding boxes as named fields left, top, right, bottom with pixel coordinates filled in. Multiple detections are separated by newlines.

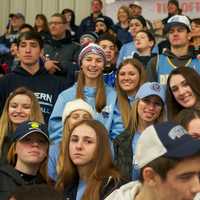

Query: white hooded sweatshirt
left=105, top=181, right=200, bottom=200
left=105, top=181, right=142, bottom=200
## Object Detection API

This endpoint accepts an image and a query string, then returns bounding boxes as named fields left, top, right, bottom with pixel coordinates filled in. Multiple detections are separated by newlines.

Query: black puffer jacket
left=0, top=164, right=46, bottom=200
left=43, top=36, right=81, bottom=81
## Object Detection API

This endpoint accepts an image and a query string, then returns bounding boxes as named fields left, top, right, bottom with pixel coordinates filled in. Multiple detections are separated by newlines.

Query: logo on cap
left=168, top=125, right=187, bottom=140
left=150, top=82, right=161, bottom=92
left=29, top=122, right=40, bottom=129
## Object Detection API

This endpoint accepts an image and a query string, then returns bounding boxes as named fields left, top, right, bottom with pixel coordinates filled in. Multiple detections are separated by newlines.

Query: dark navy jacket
left=0, top=64, right=68, bottom=123
left=79, top=13, right=113, bottom=36
left=0, top=164, right=45, bottom=200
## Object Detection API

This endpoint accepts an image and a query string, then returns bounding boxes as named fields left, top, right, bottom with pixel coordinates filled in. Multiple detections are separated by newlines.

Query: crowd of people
left=0, top=0, right=200, bottom=199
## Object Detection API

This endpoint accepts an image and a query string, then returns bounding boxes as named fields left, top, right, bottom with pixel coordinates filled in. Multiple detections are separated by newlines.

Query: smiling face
left=137, top=95, right=163, bottom=123
left=81, top=53, right=104, bottom=83
left=118, top=63, right=140, bottom=96
left=15, top=133, right=48, bottom=167
left=153, top=156, right=200, bottom=200
left=8, top=94, right=32, bottom=126
left=69, top=124, right=97, bottom=167
left=169, top=74, right=197, bottom=108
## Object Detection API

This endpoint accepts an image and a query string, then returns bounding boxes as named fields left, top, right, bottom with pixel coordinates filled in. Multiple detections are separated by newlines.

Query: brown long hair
left=34, top=14, right=49, bottom=32
left=0, top=87, right=44, bottom=157
left=56, top=111, right=93, bottom=181
left=55, top=120, right=120, bottom=200
left=166, top=67, right=200, bottom=120
left=116, top=58, right=146, bottom=129
left=76, top=70, right=106, bottom=113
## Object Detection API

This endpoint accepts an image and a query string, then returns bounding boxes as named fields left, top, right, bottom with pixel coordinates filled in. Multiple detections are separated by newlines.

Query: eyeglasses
left=48, top=21, right=64, bottom=25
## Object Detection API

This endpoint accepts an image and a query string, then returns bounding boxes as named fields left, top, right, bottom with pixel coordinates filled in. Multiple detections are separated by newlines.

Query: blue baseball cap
left=134, top=121, right=200, bottom=168
left=12, top=121, right=49, bottom=143
left=135, top=82, right=166, bottom=103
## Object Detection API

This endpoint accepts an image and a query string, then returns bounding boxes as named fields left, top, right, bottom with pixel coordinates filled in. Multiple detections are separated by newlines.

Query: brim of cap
left=130, top=3, right=142, bottom=8
left=165, top=22, right=190, bottom=33
left=18, top=130, right=49, bottom=143
left=165, top=136, right=200, bottom=158
left=138, top=92, right=165, bottom=104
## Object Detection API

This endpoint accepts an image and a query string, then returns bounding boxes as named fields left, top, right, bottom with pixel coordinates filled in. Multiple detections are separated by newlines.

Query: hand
left=44, top=60, right=61, bottom=74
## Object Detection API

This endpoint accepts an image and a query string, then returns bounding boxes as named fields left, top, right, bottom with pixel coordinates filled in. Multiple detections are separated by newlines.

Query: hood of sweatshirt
left=12, top=64, right=48, bottom=77
left=105, top=181, right=142, bottom=200
left=0, top=164, right=44, bottom=185
left=163, top=47, right=194, bottom=60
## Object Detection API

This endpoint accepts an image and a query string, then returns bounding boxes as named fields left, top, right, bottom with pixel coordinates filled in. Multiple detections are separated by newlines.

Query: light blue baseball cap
left=135, top=82, right=166, bottom=103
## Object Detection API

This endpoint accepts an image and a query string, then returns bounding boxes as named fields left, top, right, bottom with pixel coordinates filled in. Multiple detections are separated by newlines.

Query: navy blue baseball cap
left=134, top=121, right=200, bottom=168
left=12, top=121, right=49, bottom=143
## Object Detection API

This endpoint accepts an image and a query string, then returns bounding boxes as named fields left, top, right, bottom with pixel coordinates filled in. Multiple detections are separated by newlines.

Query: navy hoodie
left=0, top=64, right=69, bottom=124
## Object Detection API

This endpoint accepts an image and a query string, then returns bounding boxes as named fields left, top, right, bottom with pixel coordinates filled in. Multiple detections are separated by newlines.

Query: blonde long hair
left=56, top=119, right=73, bottom=180
left=0, top=87, right=44, bottom=157
left=116, top=58, right=146, bottom=129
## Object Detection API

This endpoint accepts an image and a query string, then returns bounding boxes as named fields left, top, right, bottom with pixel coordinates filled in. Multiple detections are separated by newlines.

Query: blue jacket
left=116, top=42, right=136, bottom=68
left=48, top=83, right=124, bottom=143
left=48, top=143, right=59, bottom=181
left=157, top=54, right=200, bottom=84
left=103, top=69, right=116, bottom=88
left=113, top=23, right=132, bottom=45
left=79, top=13, right=113, bottom=36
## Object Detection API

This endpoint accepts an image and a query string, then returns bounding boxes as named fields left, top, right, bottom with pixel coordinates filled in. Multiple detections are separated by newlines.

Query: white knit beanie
left=62, top=99, right=95, bottom=124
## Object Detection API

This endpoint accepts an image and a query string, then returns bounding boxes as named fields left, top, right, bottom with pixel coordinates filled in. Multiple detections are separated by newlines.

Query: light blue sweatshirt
left=48, top=143, right=59, bottom=181
left=116, top=42, right=136, bottom=68
left=48, top=83, right=124, bottom=143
